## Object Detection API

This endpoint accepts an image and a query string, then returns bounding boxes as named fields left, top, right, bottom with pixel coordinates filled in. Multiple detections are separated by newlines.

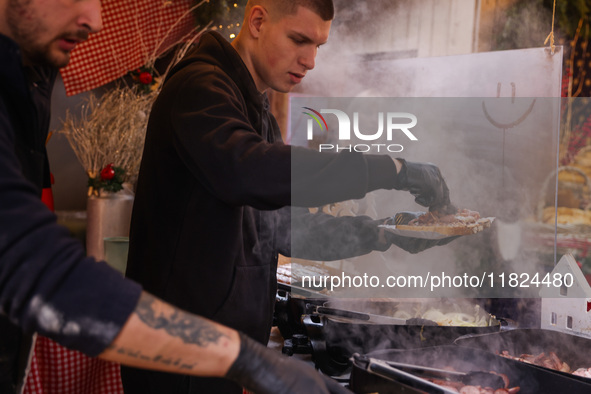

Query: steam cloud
left=288, top=0, right=564, bottom=300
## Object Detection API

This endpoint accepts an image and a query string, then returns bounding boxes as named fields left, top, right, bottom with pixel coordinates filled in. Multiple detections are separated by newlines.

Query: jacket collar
left=0, top=34, right=29, bottom=99
left=168, top=31, right=266, bottom=110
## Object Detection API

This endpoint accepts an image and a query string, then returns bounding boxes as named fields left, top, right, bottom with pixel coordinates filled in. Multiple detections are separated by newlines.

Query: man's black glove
left=393, top=159, right=452, bottom=212
left=381, top=212, right=458, bottom=254
left=225, top=333, right=351, bottom=394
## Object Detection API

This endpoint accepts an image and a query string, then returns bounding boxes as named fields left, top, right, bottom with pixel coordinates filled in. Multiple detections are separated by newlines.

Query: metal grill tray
left=453, top=328, right=591, bottom=384
left=349, top=345, right=591, bottom=394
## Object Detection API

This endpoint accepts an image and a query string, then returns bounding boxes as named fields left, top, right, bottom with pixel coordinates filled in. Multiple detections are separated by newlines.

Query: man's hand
left=393, top=159, right=452, bottom=210
left=226, top=333, right=351, bottom=394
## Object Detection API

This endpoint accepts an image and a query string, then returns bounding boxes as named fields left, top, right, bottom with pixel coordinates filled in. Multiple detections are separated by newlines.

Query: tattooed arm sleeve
left=98, top=292, right=240, bottom=377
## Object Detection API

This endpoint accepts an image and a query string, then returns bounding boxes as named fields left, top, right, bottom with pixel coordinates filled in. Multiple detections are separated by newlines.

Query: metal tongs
left=353, top=354, right=506, bottom=393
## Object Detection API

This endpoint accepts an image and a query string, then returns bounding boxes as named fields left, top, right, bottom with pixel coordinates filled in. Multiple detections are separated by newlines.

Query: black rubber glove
left=393, top=159, right=452, bottom=212
left=225, top=333, right=351, bottom=394
left=381, top=212, right=458, bottom=254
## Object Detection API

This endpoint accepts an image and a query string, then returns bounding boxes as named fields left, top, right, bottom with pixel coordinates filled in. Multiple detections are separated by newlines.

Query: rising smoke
left=290, top=0, right=564, bottom=300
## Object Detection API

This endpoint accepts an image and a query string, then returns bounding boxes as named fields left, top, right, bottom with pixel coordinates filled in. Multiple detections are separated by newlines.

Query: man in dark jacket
left=0, top=0, right=81, bottom=387
left=0, top=0, right=352, bottom=393
left=123, top=0, right=455, bottom=393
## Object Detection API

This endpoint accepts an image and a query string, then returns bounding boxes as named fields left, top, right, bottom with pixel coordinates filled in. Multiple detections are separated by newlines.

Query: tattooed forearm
left=106, top=344, right=197, bottom=370
left=134, top=293, right=228, bottom=346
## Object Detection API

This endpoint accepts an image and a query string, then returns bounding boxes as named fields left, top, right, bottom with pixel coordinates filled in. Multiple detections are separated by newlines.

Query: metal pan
left=303, top=298, right=512, bottom=375
left=454, top=328, right=591, bottom=384
left=349, top=346, right=591, bottom=394
left=318, top=298, right=503, bottom=327
left=315, top=305, right=438, bottom=326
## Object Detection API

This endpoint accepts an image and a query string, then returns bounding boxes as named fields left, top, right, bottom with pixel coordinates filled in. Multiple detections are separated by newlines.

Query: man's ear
left=247, top=5, right=267, bottom=38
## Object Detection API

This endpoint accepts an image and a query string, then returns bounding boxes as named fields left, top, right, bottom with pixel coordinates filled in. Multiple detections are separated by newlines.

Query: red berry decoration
left=100, top=164, right=115, bottom=181
left=139, top=71, right=153, bottom=85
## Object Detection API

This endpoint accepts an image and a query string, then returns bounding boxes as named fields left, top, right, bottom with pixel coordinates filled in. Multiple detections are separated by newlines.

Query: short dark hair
left=279, top=0, right=335, bottom=21
left=247, top=0, right=335, bottom=21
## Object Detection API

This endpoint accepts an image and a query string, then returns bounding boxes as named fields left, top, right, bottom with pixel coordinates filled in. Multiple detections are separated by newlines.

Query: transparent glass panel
left=288, top=47, right=564, bottom=299
left=290, top=97, right=559, bottom=298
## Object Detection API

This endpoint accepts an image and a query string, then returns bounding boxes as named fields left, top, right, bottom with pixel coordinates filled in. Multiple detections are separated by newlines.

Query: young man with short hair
left=124, top=0, right=454, bottom=392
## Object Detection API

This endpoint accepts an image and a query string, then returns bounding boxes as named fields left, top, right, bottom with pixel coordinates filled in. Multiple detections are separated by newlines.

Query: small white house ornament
left=540, top=254, right=591, bottom=338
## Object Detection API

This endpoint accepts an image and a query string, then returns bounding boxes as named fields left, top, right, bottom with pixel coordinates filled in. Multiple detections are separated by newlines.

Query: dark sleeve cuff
left=366, top=154, right=398, bottom=191
left=25, top=255, right=143, bottom=357
left=67, top=262, right=143, bottom=356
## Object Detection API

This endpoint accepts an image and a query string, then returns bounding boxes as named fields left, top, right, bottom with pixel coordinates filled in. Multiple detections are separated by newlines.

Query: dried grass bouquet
left=60, top=87, right=157, bottom=196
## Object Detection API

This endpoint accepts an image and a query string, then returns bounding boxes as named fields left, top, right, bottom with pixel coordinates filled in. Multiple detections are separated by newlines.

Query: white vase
left=86, top=187, right=134, bottom=262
